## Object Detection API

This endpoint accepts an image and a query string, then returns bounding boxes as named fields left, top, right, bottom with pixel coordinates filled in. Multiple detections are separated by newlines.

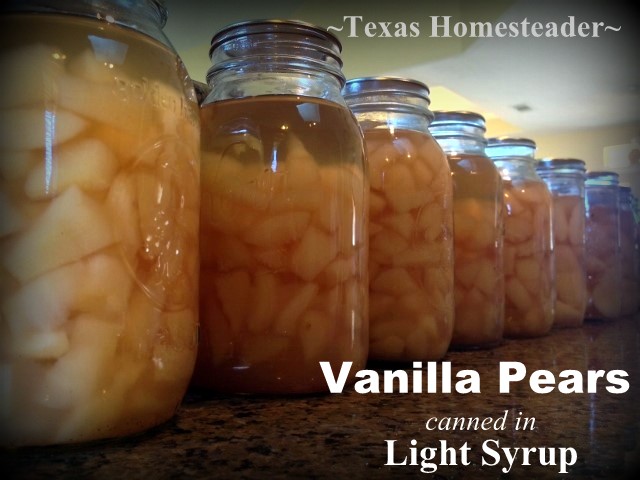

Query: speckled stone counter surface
left=3, top=316, right=640, bottom=479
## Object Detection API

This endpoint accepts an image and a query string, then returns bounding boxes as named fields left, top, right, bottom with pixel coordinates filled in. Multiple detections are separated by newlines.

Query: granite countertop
left=3, top=316, right=640, bottom=479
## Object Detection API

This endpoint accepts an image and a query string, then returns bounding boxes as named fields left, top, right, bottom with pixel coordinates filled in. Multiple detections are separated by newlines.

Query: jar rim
left=209, top=18, right=342, bottom=58
left=587, top=170, right=620, bottom=178
left=431, top=110, right=486, bottom=130
left=487, top=137, right=536, bottom=149
left=343, top=76, right=431, bottom=99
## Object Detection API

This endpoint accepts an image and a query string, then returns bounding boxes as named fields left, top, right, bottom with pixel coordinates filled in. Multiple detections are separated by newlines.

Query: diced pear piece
left=55, top=72, right=159, bottom=134
left=384, top=164, right=430, bottom=213
left=392, top=246, right=439, bottom=267
left=41, top=314, right=120, bottom=409
left=24, top=139, right=118, bottom=199
left=505, top=215, right=533, bottom=243
left=371, top=228, right=409, bottom=260
left=0, top=150, right=37, bottom=181
left=568, top=200, right=585, bottom=246
left=120, top=287, right=163, bottom=359
left=214, top=270, right=251, bottom=333
left=75, top=253, right=134, bottom=315
left=379, top=212, right=414, bottom=239
left=505, top=277, right=531, bottom=312
left=475, top=258, right=498, bottom=296
left=0, top=108, right=86, bottom=152
left=592, top=280, right=622, bottom=318
left=247, top=272, right=278, bottom=334
left=244, top=211, right=310, bottom=248
left=105, top=172, right=142, bottom=264
left=0, top=190, right=25, bottom=237
left=299, top=309, right=332, bottom=362
left=283, top=134, right=320, bottom=188
left=454, top=260, right=481, bottom=289
left=552, top=201, right=569, bottom=244
left=371, top=267, right=418, bottom=296
left=151, top=310, right=197, bottom=385
left=273, top=282, right=318, bottom=335
left=0, top=44, right=65, bottom=109
left=3, top=262, right=80, bottom=335
left=3, top=186, right=115, bottom=282
left=67, top=48, right=118, bottom=83
left=291, top=225, right=337, bottom=281
left=10, top=330, right=69, bottom=360
left=203, top=232, right=253, bottom=271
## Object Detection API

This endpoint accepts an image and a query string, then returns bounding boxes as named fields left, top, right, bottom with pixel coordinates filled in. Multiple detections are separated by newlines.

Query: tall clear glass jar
left=430, top=111, right=504, bottom=349
left=0, top=1, right=200, bottom=446
left=195, top=20, right=368, bottom=394
left=536, top=158, right=587, bottom=328
left=619, top=186, right=639, bottom=316
left=584, top=171, right=622, bottom=320
left=343, top=77, right=454, bottom=361
left=487, top=138, right=554, bottom=338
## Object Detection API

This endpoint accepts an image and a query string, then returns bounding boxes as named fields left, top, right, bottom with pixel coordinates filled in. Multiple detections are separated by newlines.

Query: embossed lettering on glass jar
left=196, top=20, right=368, bottom=393
left=343, top=77, right=454, bottom=361
left=487, top=138, right=554, bottom=338
left=584, top=171, right=622, bottom=320
left=536, top=158, right=587, bottom=328
left=0, top=0, right=200, bottom=446
left=430, top=111, right=504, bottom=349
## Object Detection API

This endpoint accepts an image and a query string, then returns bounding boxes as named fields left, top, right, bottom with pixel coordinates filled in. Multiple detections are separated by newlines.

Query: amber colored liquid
left=447, top=154, right=505, bottom=348
left=364, top=128, right=454, bottom=360
left=0, top=15, right=199, bottom=446
left=196, top=96, right=368, bottom=393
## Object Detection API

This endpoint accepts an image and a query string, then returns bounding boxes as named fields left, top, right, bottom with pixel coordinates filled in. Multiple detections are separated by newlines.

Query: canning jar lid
left=586, top=170, right=620, bottom=186
left=486, top=137, right=537, bottom=162
left=431, top=110, right=486, bottom=129
left=0, top=0, right=168, bottom=28
left=207, top=19, right=345, bottom=85
left=487, top=137, right=536, bottom=149
left=343, top=76, right=430, bottom=100
left=342, top=76, right=433, bottom=119
left=537, top=158, right=586, bottom=172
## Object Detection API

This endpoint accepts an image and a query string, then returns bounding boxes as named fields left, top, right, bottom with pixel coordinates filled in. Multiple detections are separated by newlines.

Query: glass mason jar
left=619, top=186, right=639, bottom=316
left=584, top=171, right=622, bottom=320
left=536, top=158, right=587, bottom=328
left=487, top=138, right=554, bottom=338
left=343, top=77, right=454, bottom=361
left=0, top=1, right=200, bottom=446
left=195, top=20, right=368, bottom=394
left=430, top=111, right=504, bottom=349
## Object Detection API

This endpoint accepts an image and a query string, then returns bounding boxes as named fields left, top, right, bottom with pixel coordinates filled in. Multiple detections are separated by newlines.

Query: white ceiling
left=163, top=0, right=640, bottom=137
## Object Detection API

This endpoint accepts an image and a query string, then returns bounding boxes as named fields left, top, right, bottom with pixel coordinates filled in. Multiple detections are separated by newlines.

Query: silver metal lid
left=487, top=137, right=536, bottom=149
left=431, top=110, right=486, bottom=130
left=209, top=19, right=342, bottom=63
left=343, top=76, right=430, bottom=101
left=537, top=158, right=586, bottom=173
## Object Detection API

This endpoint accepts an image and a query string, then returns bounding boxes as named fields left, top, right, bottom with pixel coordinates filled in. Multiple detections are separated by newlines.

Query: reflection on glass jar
left=195, top=20, right=368, bottom=394
left=430, top=111, right=504, bottom=349
left=487, top=138, right=554, bottom=338
left=344, top=77, right=454, bottom=361
left=537, top=158, right=587, bottom=328
left=619, top=186, right=639, bottom=316
left=584, top=171, right=622, bottom=320
left=0, top=0, right=200, bottom=446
